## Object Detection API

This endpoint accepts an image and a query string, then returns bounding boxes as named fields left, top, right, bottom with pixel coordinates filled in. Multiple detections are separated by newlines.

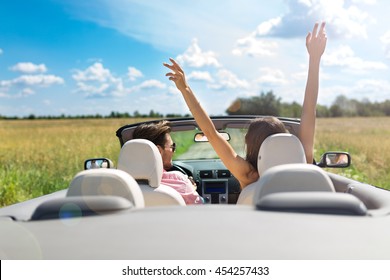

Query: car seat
left=117, top=139, right=186, bottom=206
left=31, top=169, right=144, bottom=220
left=67, top=168, right=145, bottom=208
left=253, top=163, right=367, bottom=215
left=237, top=133, right=307, bottom=205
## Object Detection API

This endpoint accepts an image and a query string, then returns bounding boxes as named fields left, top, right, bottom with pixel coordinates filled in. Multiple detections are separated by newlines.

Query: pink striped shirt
left=161, top=170, right=203, bottom=205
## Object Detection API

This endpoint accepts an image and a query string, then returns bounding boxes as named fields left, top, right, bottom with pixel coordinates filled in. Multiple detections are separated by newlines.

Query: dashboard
left=173, top=159, right=241, bottom=204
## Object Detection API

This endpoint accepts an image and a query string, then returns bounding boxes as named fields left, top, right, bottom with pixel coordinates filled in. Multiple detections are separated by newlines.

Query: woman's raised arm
left=163, top=59, right=259, bottom=187
left=299, top=22, right=327, bottom=163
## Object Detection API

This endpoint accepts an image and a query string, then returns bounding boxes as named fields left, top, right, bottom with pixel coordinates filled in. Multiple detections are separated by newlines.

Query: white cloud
left=176, top=38, right=221, bottom=68
left=175, top=39, right=252, bottom=91
left=187, top=71, right=214, bottom=83
left=351, top=0, right=376, bottom=4
left=231, top=0, right=375, bottom=58
left=13, top=75, right=64, bottom=86
left=128, top=66, right=143, bottom=81
left=75, top=82, right=111, bottom=96
left=255, top=67, right=288, bottom=85
left=73, top=62, right=113, bottom=82
left=250, top=0, right=372, bottom=39
left=255, top=17, right=282, bottom=36
left=21, top=88, right=35, bottom=96
left=354, top=79, right=390, bottom=98
left=316, top=1, right=372, bottom=39
left=10, top=62, right=48, bottom=74
left=232, top=18, right=282, bottom=57
left=135, top=79, right=167, bottom=94
left=167, top=85, right=180, bottom=95
left=320, top=78, right=390, bottom=106
left=0, top=85, right=36, bottom=98
left=72, top=62, right=127, bottom=97
left=209, top=69, right=250, bottom=90
left=323, top=45, right=387, bottom=71
left=380, top=30, right=390, bottom=58
left=133, top=79, right=166, bottom=91
left=232, top=35, right=278, bottom=57
left=0, top=62, right=64, bottom=98
left=1, top=75, right=64, bottom=88
left=86, top=57, right=103, bottom=64
left=73, top=63, right=167, bottom=98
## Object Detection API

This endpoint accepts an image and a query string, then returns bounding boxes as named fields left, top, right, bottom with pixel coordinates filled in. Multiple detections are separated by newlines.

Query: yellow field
left=0, top=118, right=148, bottom=206
left=1, top=117, right=389, bottom=207
left=315, top=117, right=390, bottom=188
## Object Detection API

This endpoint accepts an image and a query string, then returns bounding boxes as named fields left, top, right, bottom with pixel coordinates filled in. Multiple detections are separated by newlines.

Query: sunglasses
left=169, top=142, right=176, bottom=152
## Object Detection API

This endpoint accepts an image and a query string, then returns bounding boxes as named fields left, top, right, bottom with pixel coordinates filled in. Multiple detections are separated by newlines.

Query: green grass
left=0, top=118, right=151, bottom=207
left=171, top=131, right=196, bottom=157
left=1, top=117, right=390, bottom=207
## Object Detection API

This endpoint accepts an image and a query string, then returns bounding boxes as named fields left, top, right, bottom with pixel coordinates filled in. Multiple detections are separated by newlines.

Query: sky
left=1, top=0, right=390, bottom=117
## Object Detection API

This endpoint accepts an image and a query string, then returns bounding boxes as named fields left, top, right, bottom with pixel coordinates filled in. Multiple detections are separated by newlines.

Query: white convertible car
left=1, top=116, right=390, bottom=260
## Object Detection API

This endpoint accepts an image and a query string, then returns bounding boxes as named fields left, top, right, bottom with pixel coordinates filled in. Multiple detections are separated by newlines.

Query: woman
left=164, top=22, right=327, bottom=188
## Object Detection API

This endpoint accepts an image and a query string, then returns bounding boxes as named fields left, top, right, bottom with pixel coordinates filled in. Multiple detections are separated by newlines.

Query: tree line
left=226, top=91, right=390, bottom=118
left=0, top=110, right=189, bottom=120
left=2, top=91, right=390, bottom=120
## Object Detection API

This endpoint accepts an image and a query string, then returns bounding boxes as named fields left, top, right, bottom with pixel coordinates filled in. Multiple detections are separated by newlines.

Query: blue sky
left=1, top=0, right=390, bottom=117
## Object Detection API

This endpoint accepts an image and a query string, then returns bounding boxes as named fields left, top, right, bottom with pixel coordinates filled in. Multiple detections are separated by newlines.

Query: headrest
left=256, top=192, right=367, bottom=216
left=67, top=169, right=144, bottom=208
left=254, top=163, right=335, bottom=203
left=31, top=196, right=133, bottom=220
left=258, top=133, right=306, bottom=175
left=117, top=139, right=163, bottom=188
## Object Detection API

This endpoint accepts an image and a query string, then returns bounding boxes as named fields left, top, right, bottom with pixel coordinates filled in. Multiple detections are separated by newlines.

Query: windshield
left=171, top=127, right=247, bottom=160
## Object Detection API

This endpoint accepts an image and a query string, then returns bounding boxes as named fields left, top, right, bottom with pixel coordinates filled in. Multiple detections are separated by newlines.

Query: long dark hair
left=245, top=117, right=288, bottom=170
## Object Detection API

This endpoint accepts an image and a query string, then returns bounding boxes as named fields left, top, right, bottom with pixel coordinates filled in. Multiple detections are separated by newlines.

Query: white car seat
left=67, top=168, right=145, bottom=208
left=252, top=164, right=367, bottom=215
left=117, top=139, right=186, bottom=206
left=30, top=169, right=143, bottom=220
left=237, top=133, right=307, bottom=205
left=254, top=163, right=335, bottom=199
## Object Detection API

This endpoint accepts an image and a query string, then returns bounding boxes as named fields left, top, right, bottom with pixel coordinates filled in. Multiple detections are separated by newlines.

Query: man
left=132, top=120, right=203, bottom=204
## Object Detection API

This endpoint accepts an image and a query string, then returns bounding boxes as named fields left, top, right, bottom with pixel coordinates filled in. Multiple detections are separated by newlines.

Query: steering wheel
left=168, top=163, right=189, bottom=176
left=168, top=163, right=199, bottom=190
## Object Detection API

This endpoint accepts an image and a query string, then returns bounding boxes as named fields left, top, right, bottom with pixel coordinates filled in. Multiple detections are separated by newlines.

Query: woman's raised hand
left=306, top=22, right=327, bottom=60
left=163, top=58, right=188, bottom=92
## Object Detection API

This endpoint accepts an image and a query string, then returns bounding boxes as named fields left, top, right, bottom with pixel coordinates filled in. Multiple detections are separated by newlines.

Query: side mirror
left=84, top=158, right=114, bottom=170
left=194, top=132, right=230, bottom=142
left=317, top=152, right=351, bottom=168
